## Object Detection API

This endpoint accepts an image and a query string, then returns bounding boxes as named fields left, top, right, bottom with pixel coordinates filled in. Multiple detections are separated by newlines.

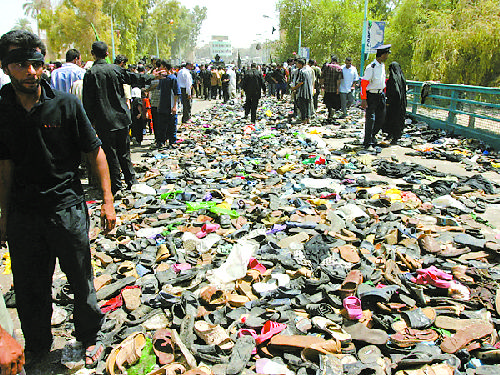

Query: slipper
left=269, top=334, right=326, bottom=350
left=301, top=339, right=342, bottom=362
left=153, top=329, right=175, bottom=365
left=255, top=320, right=287, bottom=344
left=343, top=296, right=363, bottom=320
left=311, top=316, right=351, bottom=342
left=194, top=320, right=234, bottom=350
left=106, top=332, right=147, bottom=375
left=147, top=363, right=186, bottom=375
left=85, top=341, right=105, bottom=369
left=248, top=257, right=267, bottom=274
left=339, top=270, right=363, bottom=297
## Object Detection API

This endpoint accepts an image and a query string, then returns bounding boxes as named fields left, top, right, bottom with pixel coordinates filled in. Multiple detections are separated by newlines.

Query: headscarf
left=386, top=62, right=407, bottom=112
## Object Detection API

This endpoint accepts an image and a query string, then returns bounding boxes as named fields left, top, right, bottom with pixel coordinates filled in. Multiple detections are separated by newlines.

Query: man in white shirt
left=50, top=49, right=86, bottom=93
left=339, top=57, right=359, bottom=118
left=177, top=62, right=193, bottom=124
left=360, top=44, right=391, bottom=149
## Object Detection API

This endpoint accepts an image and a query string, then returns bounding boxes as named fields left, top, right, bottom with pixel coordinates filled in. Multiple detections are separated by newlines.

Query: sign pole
left=360, top=0, right=369, bottom=77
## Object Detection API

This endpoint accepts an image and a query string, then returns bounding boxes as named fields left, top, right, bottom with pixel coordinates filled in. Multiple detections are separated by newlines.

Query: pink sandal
left=343, top=296, right=363, bottom=320
left=255, top=320, right=286, bottom=344
left=248, top=257, right=267, bottom=274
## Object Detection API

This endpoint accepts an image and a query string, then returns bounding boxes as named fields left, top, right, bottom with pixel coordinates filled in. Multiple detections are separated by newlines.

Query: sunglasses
left=11, top=60, right=44, bottom=70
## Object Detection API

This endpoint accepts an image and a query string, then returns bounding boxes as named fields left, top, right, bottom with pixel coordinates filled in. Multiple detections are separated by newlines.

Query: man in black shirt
left=0, top=30, right=116, bottom=368
left=200, top=64, right=211, bottom=100
left=83, top=41, right=137, bottom=194
left=241, top=63, right=265, bottom=123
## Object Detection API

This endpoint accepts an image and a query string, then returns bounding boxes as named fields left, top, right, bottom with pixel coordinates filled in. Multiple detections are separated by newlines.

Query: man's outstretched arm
left=86, top=147, right=116, bottom=233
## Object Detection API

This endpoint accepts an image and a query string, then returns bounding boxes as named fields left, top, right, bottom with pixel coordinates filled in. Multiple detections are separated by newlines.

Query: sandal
left=85, top=341, right=105, bottom=369
left=153, top=329, right=175, bottom=365
left=106, top=332, right=147, bottom=375
left=343, top=296, right=363, bottom=320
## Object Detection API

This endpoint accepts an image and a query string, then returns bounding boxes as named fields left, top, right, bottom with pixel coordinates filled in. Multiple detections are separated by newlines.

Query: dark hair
left=137, top=65, right=145, bottom=73
left=308, top=59, right=316, bottom=66
left=331, top=55, right=338, bottom=62
left=114, top=54, right=128, bottom=65
left=66, top=48, right=80, bottom=63
left=91, top=41, right=108, bottom=59
left=297, top=58, right=306, bottom=66
left=163, top=62, right=172, bottom=71
left=345, top=57, right=352, bottom=62
left=55, top=61, right=62, bottom=68
left=376, top=50, right=385, bottom=58
left=0, top=30, right=46, bottom=62
left=250, top=63, right=257, bottom=68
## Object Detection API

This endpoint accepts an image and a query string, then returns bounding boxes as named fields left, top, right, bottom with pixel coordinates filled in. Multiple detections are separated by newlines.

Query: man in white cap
left=360, top=44, right=391, bottom=149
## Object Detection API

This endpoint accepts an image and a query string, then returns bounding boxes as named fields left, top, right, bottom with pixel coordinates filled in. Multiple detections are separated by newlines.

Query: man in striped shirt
left=291, top=58, right=314, bottom=124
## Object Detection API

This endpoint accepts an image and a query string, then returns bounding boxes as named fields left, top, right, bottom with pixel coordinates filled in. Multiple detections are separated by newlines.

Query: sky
left=0, top=0, right=280, bottom=49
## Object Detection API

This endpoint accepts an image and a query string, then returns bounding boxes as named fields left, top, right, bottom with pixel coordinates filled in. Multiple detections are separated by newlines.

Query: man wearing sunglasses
left=0, top=30, right=116, bottom=369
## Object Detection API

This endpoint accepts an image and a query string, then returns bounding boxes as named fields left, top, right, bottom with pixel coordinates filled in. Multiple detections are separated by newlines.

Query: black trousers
left=98, top=127, right=136, bottom=194
left=244, top=95, right=259, bottom=123
left=203, top=83, right=211, bottom=100
left=131, top=117, right=145, bottom=144
left=158, top=111, right=178, bottom=146
left=364, top=92, right=386, bottom=147
left=181, top=88, right=191, bottom=123
left=222, top=85, right=230, bottom=103
left=8, top=202, right=103, bottom=352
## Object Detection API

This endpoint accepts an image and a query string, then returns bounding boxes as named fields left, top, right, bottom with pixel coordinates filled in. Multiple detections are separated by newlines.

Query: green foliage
left=276, top=0, right=364, bottom=66
left=39, top=0, right=111, bottom=61
left=127, top=338, right=156, bottom=375
left=388, top=0, right=500, bottom=85
left=277, top=0, right=500, bottom=86
left=13, top=18, right=34, bottom=33
left=36, top=0, right=206, bottom=63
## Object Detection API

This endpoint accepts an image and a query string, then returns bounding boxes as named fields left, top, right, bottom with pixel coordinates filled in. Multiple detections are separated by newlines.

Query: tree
left=39, top=0, right=111, bottom=61
left=387, top=0, right=500, bottom=85
left=102, top=0, right=152, bottom=62
left=22, top=0, right=51, bottom=36
left=13, top=18, right=34, bottom=33
left=276, top=0, right=364, bottom=66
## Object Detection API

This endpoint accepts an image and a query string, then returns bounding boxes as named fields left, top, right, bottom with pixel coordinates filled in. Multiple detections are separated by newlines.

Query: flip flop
left=153, top=329, right=175, bottom=365
left=255, top=320, right=287, bottom=344
left=106, top=332, right=147, bottom=375
left=85, top=341, right=105, bottom=369
left=343, top=296, right=363, bottom=320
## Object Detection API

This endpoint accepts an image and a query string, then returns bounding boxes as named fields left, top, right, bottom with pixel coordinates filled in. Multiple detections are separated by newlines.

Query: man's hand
left=100, top=201, right=116, bottom=233
left=171, top=107, right=177, bottom=115
left=0, top=329, right=25, bottom=375
left=0, top=214, right=6, bottom=248
left=361, top=99, right=368, bottom=109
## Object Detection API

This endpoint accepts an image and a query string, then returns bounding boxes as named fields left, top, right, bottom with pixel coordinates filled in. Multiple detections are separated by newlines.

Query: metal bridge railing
left=406, top=80, right=500, bottom=148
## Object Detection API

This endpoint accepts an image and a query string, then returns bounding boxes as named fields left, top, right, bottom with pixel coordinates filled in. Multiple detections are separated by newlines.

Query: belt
left=368, top=89, right=384, bottom=94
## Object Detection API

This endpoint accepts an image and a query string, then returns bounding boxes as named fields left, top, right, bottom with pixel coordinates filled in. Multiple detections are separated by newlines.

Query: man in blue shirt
left=339, top=57, right=359, bottom=118
left=50, top=48, right=86, bottom=93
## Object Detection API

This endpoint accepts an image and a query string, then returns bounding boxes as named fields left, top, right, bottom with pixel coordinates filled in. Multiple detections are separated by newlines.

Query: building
left=209, top=36, right=232, bottom=61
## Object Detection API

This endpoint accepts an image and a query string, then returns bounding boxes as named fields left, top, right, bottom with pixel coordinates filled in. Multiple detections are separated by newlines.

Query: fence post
left=447, top=89, right=457, bottom=126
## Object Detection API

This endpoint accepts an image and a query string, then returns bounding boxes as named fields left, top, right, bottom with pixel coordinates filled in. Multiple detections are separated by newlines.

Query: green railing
left=406, top=80, right=500, bottom=149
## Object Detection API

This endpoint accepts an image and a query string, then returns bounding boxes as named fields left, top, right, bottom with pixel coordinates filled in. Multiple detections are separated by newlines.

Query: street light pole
left=110, top=0, right=121, bottom=62
left=110, top=7, right=115, bottom=61
left=298, top=4, right=302, bottom=57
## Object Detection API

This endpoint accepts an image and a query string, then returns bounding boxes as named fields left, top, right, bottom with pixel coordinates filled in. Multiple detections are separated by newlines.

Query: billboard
left=365, top=21, right=386, bottom=54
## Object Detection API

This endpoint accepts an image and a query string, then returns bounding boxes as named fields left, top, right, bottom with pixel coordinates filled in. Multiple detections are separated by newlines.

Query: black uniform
left=241, top=68, right=265, bottom=123
left=83, top=59, right=136, bottom=193
left=0, top=80, right=103, bottom=354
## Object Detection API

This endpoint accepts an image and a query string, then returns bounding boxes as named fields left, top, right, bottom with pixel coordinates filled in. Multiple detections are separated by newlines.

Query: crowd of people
left=0, top=29, right=410, bottom=374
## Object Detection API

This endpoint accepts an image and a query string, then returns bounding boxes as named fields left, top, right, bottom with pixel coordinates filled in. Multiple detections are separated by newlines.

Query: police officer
left=360, top=44, right=391, bottom=149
